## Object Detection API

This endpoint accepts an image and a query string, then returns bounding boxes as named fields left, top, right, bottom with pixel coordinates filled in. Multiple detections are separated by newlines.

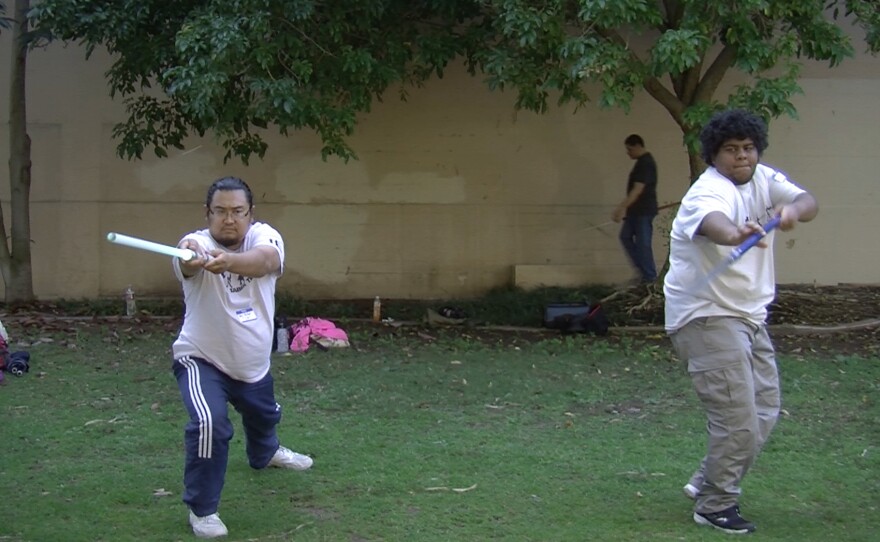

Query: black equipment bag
left=543, top=302, right=609, bottom=336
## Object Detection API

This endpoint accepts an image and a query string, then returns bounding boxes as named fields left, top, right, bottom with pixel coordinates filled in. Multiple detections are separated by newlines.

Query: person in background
left=664, top=110, right=818, bottom=534
left=172, top=176, right=313, bottom=539
left=612, top=134, right=659, bottom=283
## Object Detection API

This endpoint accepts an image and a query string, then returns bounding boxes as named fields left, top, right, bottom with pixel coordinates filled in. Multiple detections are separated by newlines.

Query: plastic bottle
left=124, top=286, right=137, bottom=316
left=372, top=296, right=382, bottom=323
left=276, top=326, right=290, bottom=353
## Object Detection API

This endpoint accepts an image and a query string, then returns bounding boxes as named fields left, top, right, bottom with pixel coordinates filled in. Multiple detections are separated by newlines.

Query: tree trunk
left=1, top=0, right=35, bottom=303
left=687, top=151, right=705, bottom=183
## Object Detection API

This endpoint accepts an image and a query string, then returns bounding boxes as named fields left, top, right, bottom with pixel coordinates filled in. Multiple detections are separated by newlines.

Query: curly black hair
left=205, top=176, right=254, bottom=209
left=699, top=109, right=769, bottom=166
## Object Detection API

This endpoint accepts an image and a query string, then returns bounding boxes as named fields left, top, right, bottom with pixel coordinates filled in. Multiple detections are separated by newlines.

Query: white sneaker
left=683, top=483, right=699, bottom=500
left=268, top=445, right=313, bottom=470
left=189, top=511, right=228, bottom=539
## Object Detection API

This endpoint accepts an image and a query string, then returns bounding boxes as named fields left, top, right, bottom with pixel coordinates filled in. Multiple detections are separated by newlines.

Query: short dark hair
left=206, top=176, right=254, bottom=208
left=700, top=109, right=769, bottom=166
left=624, top=134, right=644, bottom=147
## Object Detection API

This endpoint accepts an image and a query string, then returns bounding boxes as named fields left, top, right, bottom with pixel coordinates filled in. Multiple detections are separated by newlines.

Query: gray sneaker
left=268, top=445, right=313, bottom=470
left=189, top=511, right=228, bottom=539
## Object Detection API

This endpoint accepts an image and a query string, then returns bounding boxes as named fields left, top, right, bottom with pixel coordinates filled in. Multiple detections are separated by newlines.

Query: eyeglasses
left=208, top=207, right=251, bottom=220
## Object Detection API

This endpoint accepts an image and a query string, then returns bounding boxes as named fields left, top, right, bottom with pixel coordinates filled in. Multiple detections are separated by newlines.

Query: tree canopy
left=1, top=3, right=11, bottom=31
left=477, top=0, right=879, bottom=175
left=29, top=0, right=880, bottom=172
left=30, top=0, right=487, bottom=162
left=0, top=2, right=12, bottom=30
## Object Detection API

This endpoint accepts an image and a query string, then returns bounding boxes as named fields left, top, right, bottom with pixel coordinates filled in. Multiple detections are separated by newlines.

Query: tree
left=33, top=0, right=880, bottom=175
left=30, top=0, right=487, bottom=163
left=476, top=0, right=880, bottom=179
left=1, top=0, right=34, bottom=303
left=30, top=1, right=879, bottom=177
left=18, top=1, right=880, bottom=298
left=1, top=2, right=12, bottom=29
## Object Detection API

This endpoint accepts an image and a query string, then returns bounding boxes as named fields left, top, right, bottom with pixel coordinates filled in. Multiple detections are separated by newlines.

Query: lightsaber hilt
left=106, top=232, right=196, bottom=261
left=698, top=215, right=782, bottom=290
left=726, top=215, right=782, bottom=263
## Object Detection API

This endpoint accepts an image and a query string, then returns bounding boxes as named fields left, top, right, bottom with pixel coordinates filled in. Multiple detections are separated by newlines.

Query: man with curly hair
left=664, top=109, right=819, bottom=534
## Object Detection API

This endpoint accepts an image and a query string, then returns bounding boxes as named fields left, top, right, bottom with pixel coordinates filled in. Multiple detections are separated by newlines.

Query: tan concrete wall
left=1, top=31, right=878, bottom=301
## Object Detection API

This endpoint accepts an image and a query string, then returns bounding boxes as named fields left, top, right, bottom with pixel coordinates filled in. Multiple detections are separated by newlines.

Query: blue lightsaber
left=727, top=215, right=781, bottom=262
left=700, top=215, right=782, bottom=288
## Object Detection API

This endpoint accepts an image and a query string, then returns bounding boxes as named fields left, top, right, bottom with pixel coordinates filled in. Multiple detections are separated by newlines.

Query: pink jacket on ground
left=290, top=317, right=349, bottom=352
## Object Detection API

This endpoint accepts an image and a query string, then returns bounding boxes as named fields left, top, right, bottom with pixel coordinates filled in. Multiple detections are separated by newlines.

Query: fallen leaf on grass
left=452, top=484, right=477, bottom=493
left=424, top=484, right=477, bottom=493
left=83, top=415, right=126, bottom=426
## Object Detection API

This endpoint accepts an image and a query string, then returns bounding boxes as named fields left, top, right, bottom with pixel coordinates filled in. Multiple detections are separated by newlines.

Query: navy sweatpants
left=173, top=356, right=282, bottom=516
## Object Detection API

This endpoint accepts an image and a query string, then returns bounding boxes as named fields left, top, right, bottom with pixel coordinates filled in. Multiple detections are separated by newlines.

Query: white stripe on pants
left=180, top=356, right=214, bottom=458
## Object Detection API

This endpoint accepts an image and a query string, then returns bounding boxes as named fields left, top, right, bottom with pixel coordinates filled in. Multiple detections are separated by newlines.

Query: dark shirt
left=627, top=152, right=658, bottom=216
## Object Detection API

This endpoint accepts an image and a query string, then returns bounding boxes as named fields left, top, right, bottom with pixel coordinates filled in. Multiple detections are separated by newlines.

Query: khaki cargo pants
left=670, top=316, right=780, bottom=513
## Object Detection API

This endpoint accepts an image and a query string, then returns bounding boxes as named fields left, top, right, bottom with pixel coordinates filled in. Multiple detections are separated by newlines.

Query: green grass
left=0, top=325, right=877, bottom=541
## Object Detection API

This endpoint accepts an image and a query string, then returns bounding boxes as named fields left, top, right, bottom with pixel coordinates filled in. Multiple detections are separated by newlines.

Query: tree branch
left=661, top=0, right=684, bottom=30
left=598, top=27, right=686, bottom=127
left=693, top=44, right=737, bottom=103
left=678, top=59, right=704, bottom=104
left=643, top=76, right=685, bottom=125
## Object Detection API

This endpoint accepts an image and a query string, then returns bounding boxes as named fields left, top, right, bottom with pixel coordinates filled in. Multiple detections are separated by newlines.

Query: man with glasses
left=171, top=176, right=312, bottom=539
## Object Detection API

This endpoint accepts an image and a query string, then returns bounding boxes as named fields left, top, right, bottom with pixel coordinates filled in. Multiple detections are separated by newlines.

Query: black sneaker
left=694, top=505, right=756, bottom=534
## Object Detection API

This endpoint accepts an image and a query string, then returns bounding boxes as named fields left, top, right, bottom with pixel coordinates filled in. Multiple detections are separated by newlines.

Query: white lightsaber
left=106, top=232, right=196, bottom=261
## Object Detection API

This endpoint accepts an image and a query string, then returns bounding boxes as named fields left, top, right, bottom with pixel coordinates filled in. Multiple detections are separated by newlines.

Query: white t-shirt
left=664, top=164, right=806, bottom=332
left=171, top=222, right=284, bottom=382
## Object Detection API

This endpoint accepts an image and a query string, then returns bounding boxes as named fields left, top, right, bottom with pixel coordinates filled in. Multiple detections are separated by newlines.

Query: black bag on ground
left=543, top=302, right=609, bottom=336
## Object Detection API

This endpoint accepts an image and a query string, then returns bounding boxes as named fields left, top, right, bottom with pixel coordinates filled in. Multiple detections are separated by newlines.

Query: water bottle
left=276, top=326, right=289, bottom=353
left=124, top=286, right=137, bottom=316
left=372, top=296, right=382, bottom=322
